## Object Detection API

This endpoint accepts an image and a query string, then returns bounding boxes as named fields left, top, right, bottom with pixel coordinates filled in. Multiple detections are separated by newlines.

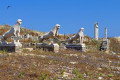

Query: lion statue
left=66, top=28, right=84, bottom=44
left=39, top=24, right=60, bottom=42
left=0, top=19, right=22, bottom=44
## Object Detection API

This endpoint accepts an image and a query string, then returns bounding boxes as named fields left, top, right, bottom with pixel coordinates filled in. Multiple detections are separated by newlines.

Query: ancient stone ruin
left=0, top=19, right=22, bottom=52
left=36, top=24, right=60, bottom=53
left=94, top=23, right=99, bottom=40
left=100, top=27, right=110, bottom=51
left=65, top=28, right=86, bottom=52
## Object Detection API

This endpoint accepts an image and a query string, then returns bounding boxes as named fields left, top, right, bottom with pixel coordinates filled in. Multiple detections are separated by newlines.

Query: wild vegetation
left=0, top=24, right=120, bottom=80
left=0, top=49, right=119, bottom=80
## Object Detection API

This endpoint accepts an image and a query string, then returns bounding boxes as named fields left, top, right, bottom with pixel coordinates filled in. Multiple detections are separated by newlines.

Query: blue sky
left=0, top=0, right=120, bottom=38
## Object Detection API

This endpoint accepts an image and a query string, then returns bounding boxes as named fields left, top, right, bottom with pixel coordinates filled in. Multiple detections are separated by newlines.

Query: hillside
left=0, top=24, right=120, bottom=80
left=0, top=49, right=119, bottom=80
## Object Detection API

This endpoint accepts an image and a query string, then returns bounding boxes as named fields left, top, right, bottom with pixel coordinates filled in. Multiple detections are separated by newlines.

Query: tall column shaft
left=94, top=23, right=98, bottom=40
left=105, top=28, right=107, bottom=39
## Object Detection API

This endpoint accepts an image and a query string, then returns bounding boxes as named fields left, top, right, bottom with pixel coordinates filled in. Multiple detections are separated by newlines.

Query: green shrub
left=108, top=74, right=114, bottom=78
left=41, top=73, right=48, bottom=80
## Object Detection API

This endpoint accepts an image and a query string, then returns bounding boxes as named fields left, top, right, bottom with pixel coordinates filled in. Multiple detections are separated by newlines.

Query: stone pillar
left=94, top=23, right=99, bottom=40
left=105, top=27, right=107, bottom=39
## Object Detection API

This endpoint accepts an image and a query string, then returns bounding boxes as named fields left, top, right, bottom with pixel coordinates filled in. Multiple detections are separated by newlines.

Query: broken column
left=94, top=23, right=99, bottom=40
left=100, top=27, right=110, bottom=51
left=105, top=27, right=107, bottom=39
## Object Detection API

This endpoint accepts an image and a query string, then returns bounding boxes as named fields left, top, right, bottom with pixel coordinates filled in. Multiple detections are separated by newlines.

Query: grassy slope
left=0, top=24, right=120, bottom=80
left=0, top=49, right=119, bottom=80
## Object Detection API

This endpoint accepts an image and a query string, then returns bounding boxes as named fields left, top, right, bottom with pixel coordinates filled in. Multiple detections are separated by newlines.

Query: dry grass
left=0, top=49, right=119, bottom=80
left=110, top=38, right=120, bottom=53
left=0, top=24, right=120, bottom=79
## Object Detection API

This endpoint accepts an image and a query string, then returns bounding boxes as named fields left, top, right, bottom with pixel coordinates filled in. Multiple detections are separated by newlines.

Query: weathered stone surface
left=66, top=28, right=84, bottom=44
left=65, top=28, right=86, bottom=52
left=36, top=43, right=59, bottom=53
left=39, top=24, right=60, bottom=42
left=66, top=43, right=86, bottom=51
left=94, top=23, right=99, bottom=40
left=105, top=27, right=107, bottom=39
left=51, top=43, right=59, bottom=53
left=0, top=19, right=22, bottom=52
left=1, top=19, right=22, bottom=44
left=100, top=39, right=110, bottom=51
left=0, top=43, right=22, bottom=52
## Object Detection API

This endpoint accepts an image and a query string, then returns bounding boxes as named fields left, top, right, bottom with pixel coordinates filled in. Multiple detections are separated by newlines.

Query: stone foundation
left=66, top=43, right=86, bottom=52
left=100, top=39, right=110, bottom=51
left=0, top=42, right=22, bottom=52
left=36, top=43, right=59, bottom=53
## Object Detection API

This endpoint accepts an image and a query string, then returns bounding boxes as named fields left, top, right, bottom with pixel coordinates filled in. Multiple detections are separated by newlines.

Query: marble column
left=94, top=23, right=99, bottom=40
left=105, top=27, right=107, bottom=39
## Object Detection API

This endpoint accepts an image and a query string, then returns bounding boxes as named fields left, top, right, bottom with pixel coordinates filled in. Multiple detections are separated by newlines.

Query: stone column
left=105, top=27, right=107, bottom=39
left=94, top=23, right=99, bottom=40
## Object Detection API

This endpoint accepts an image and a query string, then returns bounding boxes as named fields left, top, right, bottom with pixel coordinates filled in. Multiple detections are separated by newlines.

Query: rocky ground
left=0, top=49, right=119, bottom=80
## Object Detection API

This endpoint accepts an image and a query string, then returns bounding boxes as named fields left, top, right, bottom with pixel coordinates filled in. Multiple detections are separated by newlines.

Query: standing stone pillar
left=94, top=23, right=99, bottom=40
left=105, top=27, right=107, bottom=39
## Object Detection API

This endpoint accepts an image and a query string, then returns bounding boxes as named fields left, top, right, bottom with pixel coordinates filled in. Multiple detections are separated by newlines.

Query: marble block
left=66, top=43, right=86, bottom=52
left=0, top=42, right=22, bottom=52
left=36, top=43, right=59, bottom=53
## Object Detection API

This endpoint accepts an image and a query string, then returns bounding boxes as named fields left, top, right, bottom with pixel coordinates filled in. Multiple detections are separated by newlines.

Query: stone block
left=100, top=39, right=110, bottom=51
left=66, top=43, right=86, bottom=52
left=36, top=43, right=59, bottom=53
left=0, top=42, right=22, bottom=52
